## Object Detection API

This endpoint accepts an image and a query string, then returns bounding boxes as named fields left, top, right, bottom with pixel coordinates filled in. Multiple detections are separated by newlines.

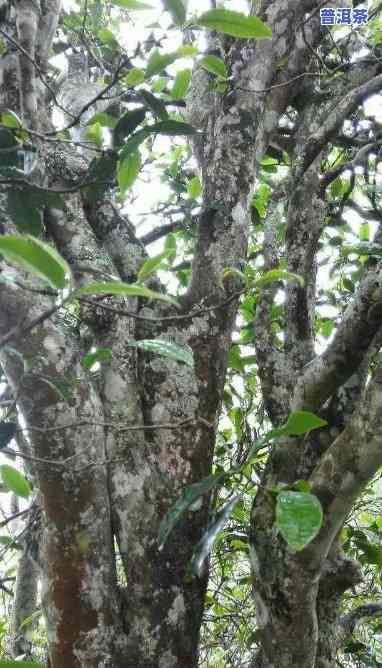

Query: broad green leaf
left=146, top=50, right=180, bottom=77
left=139, top=90, right=168, bottom=120
left=81, top=348, right=113, bottom=371
left=276, top=491, right=323, bottom=551
left=85, top=121, right=103, bottom=147
left=0, top=422, right=16, bottom=449
left=128, top=339, right=194, bottom=368
left=119, top=129, right=149, bottom=159
left=158, top=472, right=228, bottom=548
left=1, top=110, right=22, bottom=129
left=255, top=269, right=304, bottom=289
left=162, top=0, right=187, bottom=25
left=113, top=108, right=146, bottom=147
left=177, top=44, right=199, bottom=57
left=0, top=663, right=45, bottom=668
left=39, top=377, right=74, bottom=402
left=75, top=281, right=179, bottom=307
left=171, top=68, right=192, bottom=99
left=137, top=250, right=171, bottom=282
left=0, top=235, right=70, bottom=289
left=0, top=465, right=31, bottom=499
left=149, top=120, right=197, bottom=135
left=111, top=0, right=153, bottom=8
left=195, top=9, right=272, bottom=39
left=189, top=496, right=240, bottom=577
left=125, top=68, right=146, bottom=86
left=187, top=175, right=202, bottom=198
left=164, top=233, right=177, bottom=263
left=199, top=55, right=227, bottom=79
left=282, top=411, right=327, bottom=436
left=86, top=112, right=118, bottom=129
left=359, top=223, right=370, bottom=242
left=117, top=150, right=141, bottom=194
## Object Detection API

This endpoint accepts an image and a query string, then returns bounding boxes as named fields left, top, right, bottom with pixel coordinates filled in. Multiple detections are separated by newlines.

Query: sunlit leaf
left=255, top=269, right=304, bottom=289
left=199, top=55, right=228, bottom=79
left=0, top=465, right=31, bottom=499
left=85, top=121, right=103, bottom=147
left=76, top=281, right=179, bottom=307
left=117, top=150, right=141, bottom=194
left=281, top=411, right=327, bottom=436
left=195, top=9, right=272, bottom=39
left=0, top=235, right=70, bottom=289
left=81, top=348, right=113, bottom=371
left=187, top=175, right=202, bottom=198
left=146, top=50, right=179, bottom=77
left=276, top=491, right=323, bottom=551
left=0, top=662, right=45, bottom=668
left=171, top=69, right=192, bottom=99
left=137, top=250, right=171, bottom=282
left=159, top=472, right=228, bottom=548
left=128, top=339, right=194, bottom=368
left=111, top=0, right=153, bottom=9
left=125, top=68, right=146, bottom=86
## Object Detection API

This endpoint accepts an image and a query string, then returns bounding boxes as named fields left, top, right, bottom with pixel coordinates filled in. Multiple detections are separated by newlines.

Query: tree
left=0, top=0, right=382, bottom=666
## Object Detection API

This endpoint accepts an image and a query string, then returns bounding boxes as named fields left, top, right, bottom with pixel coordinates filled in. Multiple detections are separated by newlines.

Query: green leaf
left=1, top=110, right=23, bottom=129
left=276, top=491, right=323, bottom=551
left=119, top=129, right=149, bottom=159
left=137, top=250, right=171, bottom=282
left=113, top=108, right=146, bottom=148
left=0, top=663, right=45, bottom=668
left=125, top=68, right=146, bottom=86
left=189, top=496, right=240, bottom=577
left=359, top=223, right=370, bottom=242
left=195, top=9, right=272, bottom=39
left=158, top=472, right=227, bottom=548
left=149, top=120, right=197, bottom=135
left=85, top=121, right=103, bottom=147
left=86, top=112, right=118, bottom=129
left=282, top=411, right=327, bottom=436
left=0, top=465, right=31, bottom=499
left=255, top=269, right=304, bottom=289
left=146, top=49, right=180, bottom=77
left=164, top=233, right=177, bottom=263
left=117, top=150, right=141, bottom=195
left=0, top=235, right=70, bottom=289
left=128, top=339, right=194, bottom=367
left=187, top=175, right=202, bottom=198
left=0, top=422, right=16, bottom=449
left=162, top=0, right=187, bottom=26
left=75, top=281, right=179, bottom=307
left=111, top=0, right=153, bottom=9
left=81, top=348, right=113, bottom=371
left=171, top=68, right=192, bottom=99
left=199, top=55, right=228, bottom=79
